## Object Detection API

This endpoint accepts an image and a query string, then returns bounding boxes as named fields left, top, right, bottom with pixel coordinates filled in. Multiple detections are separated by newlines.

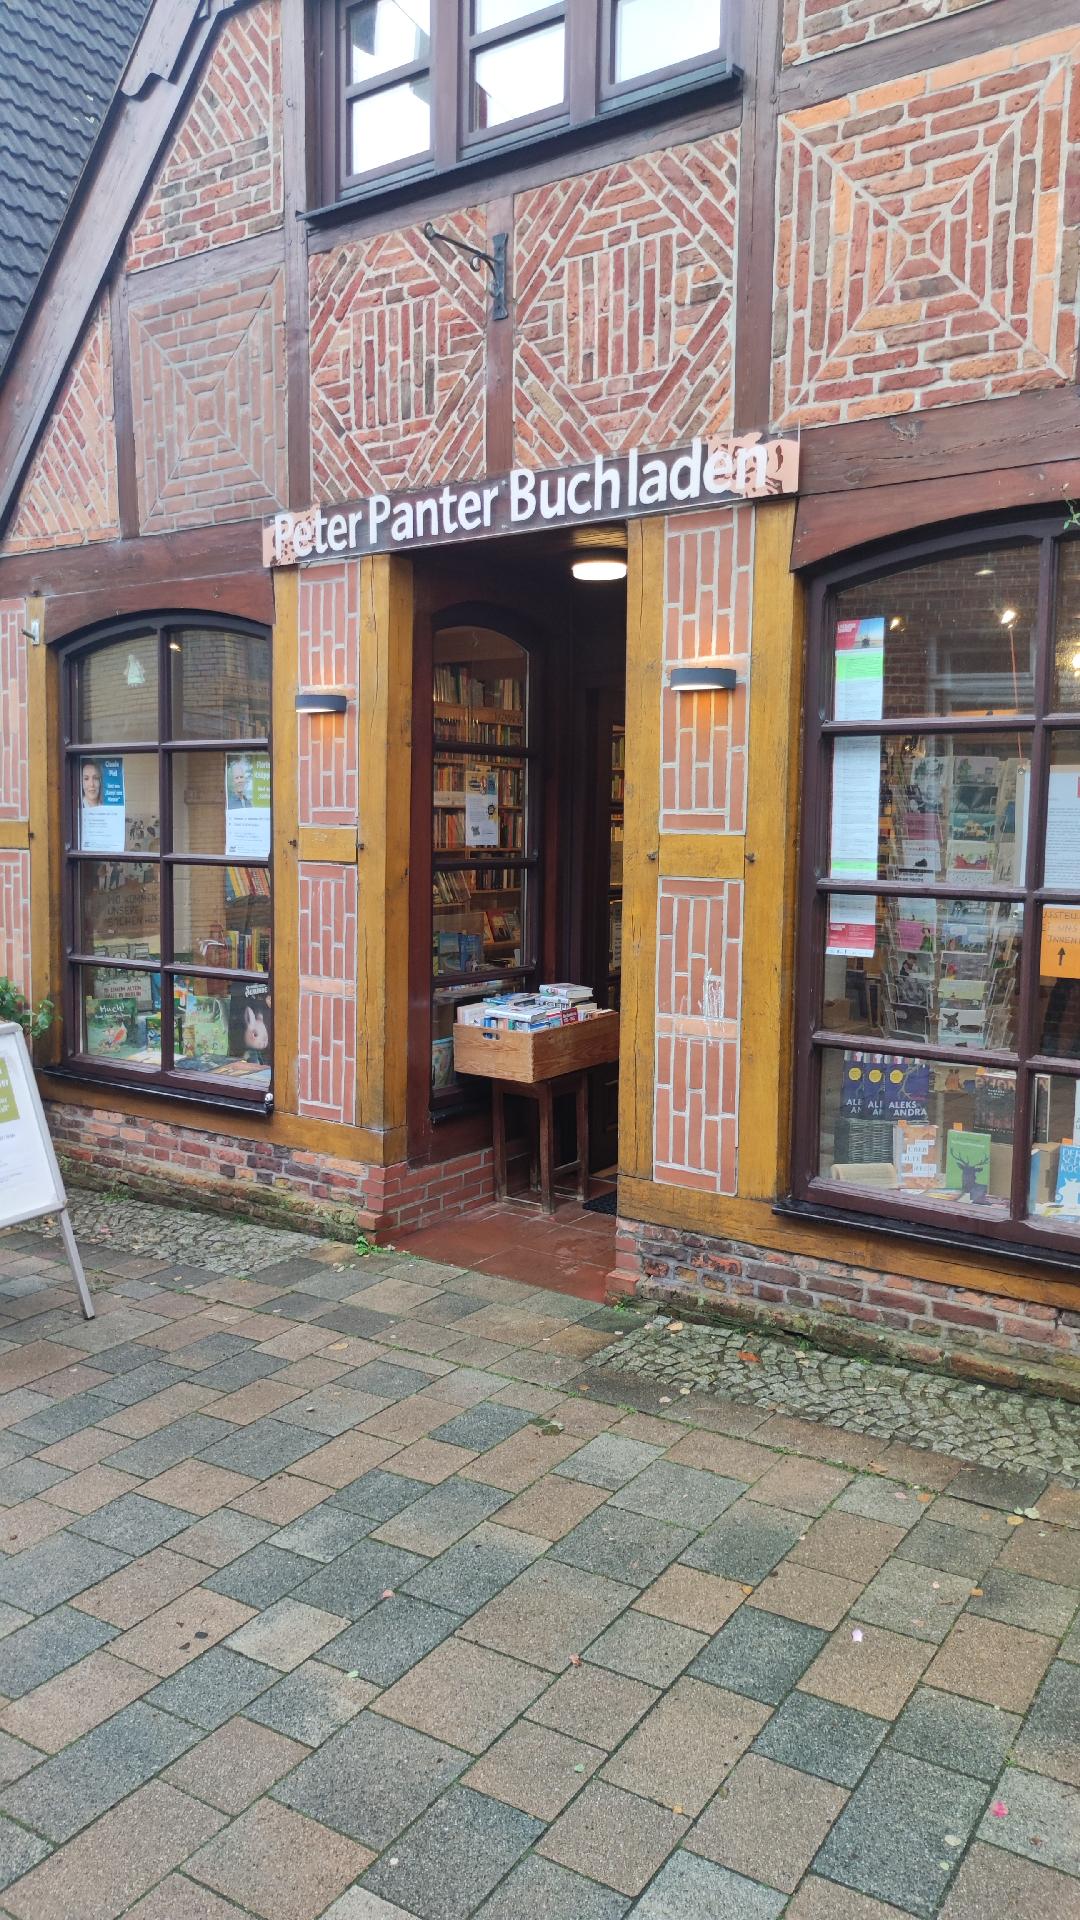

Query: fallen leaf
left=991, top=1801, right=1008, bottom=1819
left=347, top=1669, right=361, bottom=1679
left=944, top=1835, right=961, bottom=1848
left=673, top=1806, right=684, bottom=1816
left=741, top=1584, right=754, bottom=1595
left=738, top=1351, right=762, bottom=1366
left=380, top=1590, right=395, bottom=1600
left=1020, top=1507, right=1041, bottom=1520
left=573, top=1765, right=585, bottom=1775
left=970, top=1588, right=984, bottom=1598
left=1006, top=1515, right=1025, bottom=1527
left=668, top=1322, right=684, bottom=1334
left=568, top=1653, right=584, bottom=1668
left=659, top=1396, right=672, bottom=1405
left=917, top=1492, right=933, bottom=1504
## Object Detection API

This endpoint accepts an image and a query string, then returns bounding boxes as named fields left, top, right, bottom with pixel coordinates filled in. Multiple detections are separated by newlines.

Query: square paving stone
left=427, top=1404, right=533, bottom=1452
left=0, top=1533, right=130, bottom=1616
left=462, top=1718, right=604, bottom=1820
left=269, top=1507, right=373, bottom=1562
left=814, top=1749, right=989, bottom=1919
left=977, top=1764, right=1080, bottom=1874
left=13, top=1390, right=121, bottom=1444
left=310, top=1306, right=403, bottom=1341
left=0, top=1461, right=68, bottom=1504
left=328, top=1361, right=429, bottom=1406
left=187, top=1799, right=372, bottom=1920
left=613, top=1462, right=748, bottom=1531
left=1, top=1778, right=226, bottom=1920
left=0, top=1730, right=42, bottom=1788
left=784, top=1881, right=923, bottom=1920
left=896, top=1519, right=998, bottom=1582
left=996, top=1519, right=1080, bottom=1587
left=634, top=1565, right=745, bottom=1636
left=0, top=1646, right=152, bottom=1753
left=689, top=1607, right=828, bottom=1705
left=459, top=1559, right=636, bottom=1670
left=321, top=1595, right=462, bottom=1685
left=747, top=1457, right=851, bottom=1518
left=273, top=1709, right=467, bottom=1849
left=890, top=1686, right=1021, bottom=1784
left=924, top=1615, right=1056, bottom=1713
left=688, top=1751, right=848, bottom=1893
left=538, top=1779, right=689, bottom=1896
left=968, top=1567, right=1080, bottom=1638
left=69, top=1492, right=191, bottom=1555
left=585, top=1609, right=706, bottom=1686
left=290, top=1540, right=428, bottom=1617
left=192, top=1354, right=288, bottom=1392
left=0, top=1815, right=50, bottom=1892
left=474, top=1855, right=629, bottom=1920
left=163, top=1715, right=309, bottom=1812
left=274, top=1387, right=390, bottom=1438
left=402, top=1522, right=544, bottom=1613
left=104, top=1416, right=236, bottom=1479
left=552, top=1434, right=664, bottom=1490
left=0, top=1698, right=201, bottom=1842
left=246, top=1660, right=375, bottom=1744
left=360, top=1784, right=541, bottom=1920
left=170, top=1509, right=275, bottom=1568
left=800, top=1624, right=933, bottom=1719
left=851, top=1561, right=972, bottom=1646
left=90, top=1362, right=190, bottom=1407
left=753, top=1690, right=888, bottom=1788
left=373, top=1478, right=510, bottom=1556
left=226, top=1599, right=346, bottom=1671
left=603, top=1677, right=769, bottom=1816
left=527, top=1664, right=659, bottom=1748
left=947, top=1466, right=1048, bottom=1514
left=372, top=1636, right=548, bottom=1753
left=746, top=1562, right=865, bottom=1633
left=205, top=1543, right=314, bottom=1610
left=940, top=1841, right=1080, bottom=1920
left=550, top=1507, right=695, bottom=1587
left=790, top=1511, right=908, bottom=1585
left=196, top=1419, right=324, bottom=1479
left=0, top=1606, right=117, bottom=1696
left=680, top=1501, right=806, bottom=1585
left=146, top=1647, right=279, bottom=1729
left=1014, top=1661, right=1080, bottom=1787
left=331, top=1469, right=432, bottom=1521
left=629, top=1851, right=786, bottom=1920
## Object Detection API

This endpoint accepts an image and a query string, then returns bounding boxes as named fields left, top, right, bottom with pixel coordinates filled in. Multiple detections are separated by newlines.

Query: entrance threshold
left=393, top=1179, right=618, bottom=1302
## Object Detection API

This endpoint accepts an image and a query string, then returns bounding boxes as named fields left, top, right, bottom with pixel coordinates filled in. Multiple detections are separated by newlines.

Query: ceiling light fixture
left=1000, top=608, right=1019, bottom=627
left=571, top=556, right=628, bottom=582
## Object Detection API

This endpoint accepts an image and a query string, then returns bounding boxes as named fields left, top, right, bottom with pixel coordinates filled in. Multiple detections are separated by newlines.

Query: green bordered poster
left=0, top=1024, right=95, bottom=1317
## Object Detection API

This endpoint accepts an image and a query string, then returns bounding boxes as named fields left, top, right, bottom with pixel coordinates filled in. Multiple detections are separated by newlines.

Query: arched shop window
left=794, top=522, right=1080, bottom=1261
left=60, top=619, right=274, bottom=1109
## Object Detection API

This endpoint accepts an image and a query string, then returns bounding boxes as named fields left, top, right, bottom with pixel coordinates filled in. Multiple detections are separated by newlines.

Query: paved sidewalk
left=0, top=1205, right=1076, bottom=1919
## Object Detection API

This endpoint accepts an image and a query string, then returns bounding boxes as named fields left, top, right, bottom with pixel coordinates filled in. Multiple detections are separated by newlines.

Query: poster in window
left=834, top=618, right=885, bottom=722
left=1044, top=767, right=1080, bottom=891
left=80, top=757, right=126, bottom=854
left=830, top=737, right=881, bottom=881
left=1041, top=907, right=1080, bottom=982
left=827, top=895, right=877, bottom=958
left=228, top=981, right=273, bottom=1069
left=841, top=1052, right=930, bottom=1122
left=465, top=767, right=499, bottom=849
left=225, top=754, right=271, bottom=860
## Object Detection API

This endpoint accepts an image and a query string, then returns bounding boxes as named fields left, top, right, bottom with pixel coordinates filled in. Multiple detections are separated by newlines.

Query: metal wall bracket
left=423, top=222, right=508, bottom=321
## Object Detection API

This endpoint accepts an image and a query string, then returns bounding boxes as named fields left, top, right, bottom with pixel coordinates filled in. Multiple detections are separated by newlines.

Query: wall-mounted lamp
left=571, top=556, right=628, bottom=582
left=295, top=691, right=348, bottom=715
left=669, top=666, right=738, bottom=693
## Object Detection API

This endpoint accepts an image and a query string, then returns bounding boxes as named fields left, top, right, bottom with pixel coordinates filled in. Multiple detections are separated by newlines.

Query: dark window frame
left=792, top=512, right=1080, bottom=1264
left=59, top=614, right=274, bottom=1115
left=461, top=2, right=567, bottom=149
left=599, top=0, right=726, bottom=102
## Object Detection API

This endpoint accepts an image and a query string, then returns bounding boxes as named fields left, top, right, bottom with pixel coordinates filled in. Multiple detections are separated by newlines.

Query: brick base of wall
left=611, top=1217, right=1080, bottom=1396
left=46, top=1102, right=495, bottom=1240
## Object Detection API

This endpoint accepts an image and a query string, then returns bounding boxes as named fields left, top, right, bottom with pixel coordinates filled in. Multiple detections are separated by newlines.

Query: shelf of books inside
left=433, top=664, right=525, bottom=749
left=432, top=862, right=527, bottom=981
left=611, top=725, right=625, bottom=807
left=433, top=755, right=525, bottom=855
left=820, top=1049, right=1019, bottom=1214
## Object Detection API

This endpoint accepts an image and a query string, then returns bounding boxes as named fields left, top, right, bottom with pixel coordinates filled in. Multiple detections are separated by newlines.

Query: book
left=431, top=1037, right=455, bottom=1090
left=944, top=1129, right=992, bottom=1202
left=85, top=995, right=137, bottom=1055
left=1054, top=1144, right=1080, bottom=1216
left=893, top=1122, right=940, bottom=1191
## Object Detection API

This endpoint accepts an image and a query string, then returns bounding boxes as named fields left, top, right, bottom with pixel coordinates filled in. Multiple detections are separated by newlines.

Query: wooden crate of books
left=454, top=1013, right=620, bottom=1084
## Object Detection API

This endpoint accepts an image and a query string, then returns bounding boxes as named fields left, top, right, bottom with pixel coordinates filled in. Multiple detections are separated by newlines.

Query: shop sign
left=264, top=432, right=800, bottom=567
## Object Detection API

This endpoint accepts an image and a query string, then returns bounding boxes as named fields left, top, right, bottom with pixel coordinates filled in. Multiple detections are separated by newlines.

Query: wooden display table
left=454, top=1014, right=620, bottom=1214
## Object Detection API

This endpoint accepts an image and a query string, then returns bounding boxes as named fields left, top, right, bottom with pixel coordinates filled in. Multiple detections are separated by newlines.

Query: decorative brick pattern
left=127, top=0, right=283, bottom=271
left=1, top=305, right=118, bottom=555
left=654, top=880, right=742, bottom=1196
left=309, top=213, right=487, bottom=501
left=130, top=266, right=287, bottom=530
left=513, top=136, right=739, bottom=466
left=773, top=31, right=1080, bottom=427
left=783, top=0, right=992, bottom=67
left=298, top=863, right=358, bottom=1126
left=298, top=565, right=360, bottom=830
left=0, top=600, right=28, bottom=822
left=0, top=852, right=31, bottom=996
left=47, top=1100, right=496, bottom=1235
left=661, top=509, right=753, bottom=835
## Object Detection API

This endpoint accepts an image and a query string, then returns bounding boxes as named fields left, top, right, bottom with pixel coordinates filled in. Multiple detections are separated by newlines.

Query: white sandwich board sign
left=0, top=1023, right=94, bottom=1318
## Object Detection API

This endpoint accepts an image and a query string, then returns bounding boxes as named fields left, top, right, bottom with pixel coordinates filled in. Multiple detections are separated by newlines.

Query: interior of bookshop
left=806, top=532, right=1080, bottom=1249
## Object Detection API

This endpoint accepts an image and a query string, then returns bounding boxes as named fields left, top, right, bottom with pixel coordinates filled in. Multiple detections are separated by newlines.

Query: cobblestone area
left=590, top=1319, right=1080, bottom=1483
left=41, top=1191, right=328, bottom=1273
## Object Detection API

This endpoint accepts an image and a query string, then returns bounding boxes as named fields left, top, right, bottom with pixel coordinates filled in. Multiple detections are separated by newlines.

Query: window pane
left=819, top=1050, right=1015, bottom=1213
left=77, top=754, right=160, bottom=855
left=350, top=75, right=430, bottom=171
left=472, top=23, right=564, bottom=128
left=173, top=977, right=272, bottom=1092
left=614, top=0, right=722, bottom=82
left=1053, top=541, right=1080, bottom=711
left=823, top=898, right=1023, bottom=1052
left=474, top=0, right=546, bottom=27
left=172, top=866, right=272, bottom=974
left=75, top=636, right=158, bottom=744
left=828, top=733, right=1032, bottom=887
left=434, top=754, right=526, bottom=857
left=79, top=967, right=162, bottom=1072
left=77, top=862, right=161, bottom=961
left=168, top=629, right=270, bottom=742
left=1045, top=732, right=1080, bottom=891
left=172, top=752, right=272, bottom=859
left=832, top=546, right=1039, bottom=720
left=349, top=0, right=430, bottom=82
left=434, top=629, right=527, bottom=746
left=1039, top=904, right=1080, bottom=1060
left=433, top=867, right=524, bottom=976
left=1029, top=1072, right=1080, bottom=1229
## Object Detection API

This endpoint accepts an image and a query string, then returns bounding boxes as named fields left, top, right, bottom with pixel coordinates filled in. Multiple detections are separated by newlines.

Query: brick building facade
left=2, top=0, right=1080, bottom=1373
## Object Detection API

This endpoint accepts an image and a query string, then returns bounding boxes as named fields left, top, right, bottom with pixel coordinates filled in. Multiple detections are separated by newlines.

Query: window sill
left=43, top=1065, right=274, bottom=1121
left=306, top=62, right=741, bottom=227
left=774, top=1195, right=1080, bottom=1277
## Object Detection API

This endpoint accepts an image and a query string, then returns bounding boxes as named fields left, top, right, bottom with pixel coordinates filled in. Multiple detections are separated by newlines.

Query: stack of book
left=457, top=985, right=602, bottom=1032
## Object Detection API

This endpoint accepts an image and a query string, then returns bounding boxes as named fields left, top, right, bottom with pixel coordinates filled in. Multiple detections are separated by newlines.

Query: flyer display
left=0, top=1025, right=94, bottom=1318
left=80, top=756, right=126, bottom=854
left=225, top=754, right=272, bottom=861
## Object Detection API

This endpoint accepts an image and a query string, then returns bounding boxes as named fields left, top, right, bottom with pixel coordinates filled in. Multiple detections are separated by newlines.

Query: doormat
left=584, top=1191, right=618, bottom=1216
